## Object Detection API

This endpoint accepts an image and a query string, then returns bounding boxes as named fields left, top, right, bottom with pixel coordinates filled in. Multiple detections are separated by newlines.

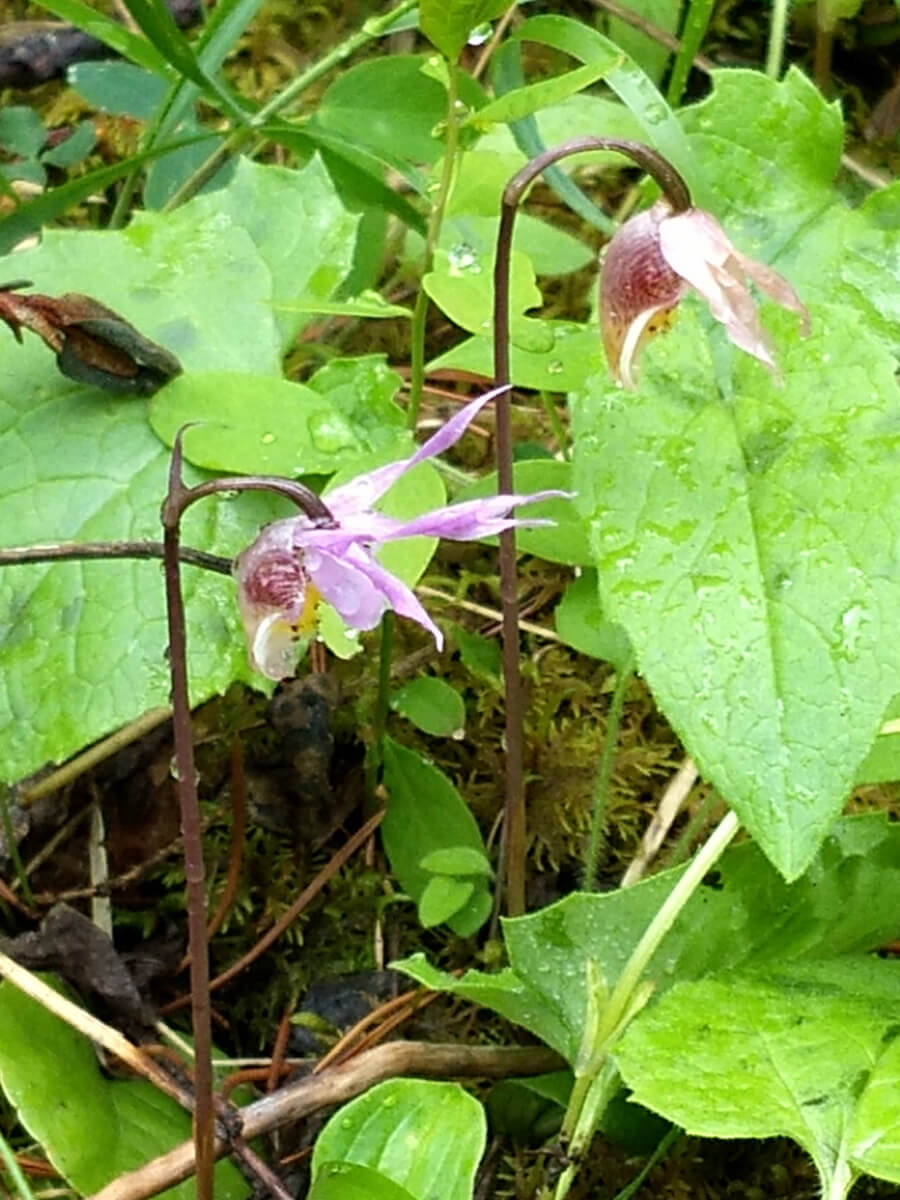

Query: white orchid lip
left=601, top=199, right=809, bottom=388
left=234, top=386, right=571, bottom=680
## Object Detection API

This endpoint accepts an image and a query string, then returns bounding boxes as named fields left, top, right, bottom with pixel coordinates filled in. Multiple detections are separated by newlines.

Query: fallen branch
left=89, top=1042, right=565, bottom=1200
left=0, top=0, right=200, bottom=88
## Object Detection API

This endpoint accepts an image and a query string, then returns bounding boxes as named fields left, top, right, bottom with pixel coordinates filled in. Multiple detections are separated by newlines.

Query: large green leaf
left=574, top=302, right=898, bottom=879
left=181, top=156, right=359, bottom=346
left=0, top=980, right=248, bottom=1199
left=679, top=68, right=842, bottom=257
left=615, top=959, right=900, bottom=1195
left=309, top=56, right=487, bottom=178
left=398, top=813, right=900, bottom=1062
left=567, top=67, right=900, bottom=879
left=312, top=1079, right=486, bottom=1200
left=678, top=70, right=898, bottom=356
left=0, top=159, right=358, bottom=782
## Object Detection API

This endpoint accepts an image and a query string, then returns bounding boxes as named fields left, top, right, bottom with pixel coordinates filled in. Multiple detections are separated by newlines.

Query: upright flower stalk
left=160, top=448, right=335, bottom=1200
left=492, top=136, right=806, bottom=915
left=493, top=138, right=690, bottom=917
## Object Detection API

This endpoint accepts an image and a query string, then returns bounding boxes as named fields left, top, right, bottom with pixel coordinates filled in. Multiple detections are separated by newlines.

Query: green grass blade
left=667, top=0, right=715, bottom=106
left=0, top=1127, right=37, bottom=1200
left=194, top=0, right=266, bottom=67
left=0, top=132, right=215, bottom=254
left=120, top=0, right=251, bottom=123
left=512, top=13, right=707, bottom=205
left=491, top=40, right=615, bottom=235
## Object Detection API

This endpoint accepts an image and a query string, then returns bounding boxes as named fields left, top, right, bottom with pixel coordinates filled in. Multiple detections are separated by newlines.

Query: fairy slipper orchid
left=235, top=388, right=566, bottom=679
left=600, top=200, right=809, bottom=388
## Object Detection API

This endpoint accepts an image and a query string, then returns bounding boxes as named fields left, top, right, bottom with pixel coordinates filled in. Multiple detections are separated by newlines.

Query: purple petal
left=325, top=385, right=509, bottom=517
left=372, top=491, right=572, bottom=542
left=303, top=545, right=391, bottom=632
left=306, top=543, right=443, bottom=647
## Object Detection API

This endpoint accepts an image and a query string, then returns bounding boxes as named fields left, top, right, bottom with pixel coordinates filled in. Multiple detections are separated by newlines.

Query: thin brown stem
left=160, top=446, right=216, bottom=1200
left=161, top=810, right=386, bottom=1011
left=230, top=1139, right=292, bottom=1200
left=266, top=1005, right=294, bottom=1094
left=0, top=541, right=232, bottom=574
left=491, top=137, right=692, bottom=917
left=177, top=739, right=247, bottom=973
left=500, top=137, right=691, bottom=216
left=182, top=476, right=335, bottom=525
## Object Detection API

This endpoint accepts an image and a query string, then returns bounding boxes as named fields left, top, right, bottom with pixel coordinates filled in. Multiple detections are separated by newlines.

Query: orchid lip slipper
left=233, top=386, right=570, bottom=679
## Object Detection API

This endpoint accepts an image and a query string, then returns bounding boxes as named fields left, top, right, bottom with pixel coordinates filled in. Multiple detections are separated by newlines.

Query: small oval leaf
left=418, top=875, right=475, bottom=927
left=390, top=677, right=466, bottom=738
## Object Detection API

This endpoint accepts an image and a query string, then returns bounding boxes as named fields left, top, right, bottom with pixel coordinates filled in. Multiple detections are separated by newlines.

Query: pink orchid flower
left=235, top=388, right=566, bottom=679
left=601, top=199, right=810, bottom=389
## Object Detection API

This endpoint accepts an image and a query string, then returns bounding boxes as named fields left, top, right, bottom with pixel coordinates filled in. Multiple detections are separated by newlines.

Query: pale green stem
left=583, top=654, right=634, bottom=892
left=109, top=78, right=186, bottom=228
left=766, top=0, right=791, bottom=78
left=365, top=611, right=395, bottom=801
left=407, top=64, right=461, bottom=429
left=610, top=1127, right=681, bottom=1200
left=553, top=1060, right=620, bottom=1200
left=540, top=392, right=570, bottom=460
left=556, top=808, right=741, bottom=1197
left=596, top=808, right=740, bottom=1054
left=164, top=0, right=418, bottom=211
left=822, top=1160, right=855, bottom=1200
left=0, top=1127, right=37, bottom=1200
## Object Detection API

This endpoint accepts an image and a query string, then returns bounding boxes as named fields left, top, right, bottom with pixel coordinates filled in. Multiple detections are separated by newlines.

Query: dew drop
left=447, top=242, right=480, bottom=275
left=467, top=21, right=493, bottom=45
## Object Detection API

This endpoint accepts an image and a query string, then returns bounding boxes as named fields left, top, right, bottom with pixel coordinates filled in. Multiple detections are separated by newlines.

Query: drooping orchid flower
left=600, top=199, right=809, bottom=389
left=234, top=388, right=566, bottom=679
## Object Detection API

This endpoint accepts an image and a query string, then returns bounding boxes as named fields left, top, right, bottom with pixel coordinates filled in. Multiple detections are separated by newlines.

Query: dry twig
left=88, top=1042, right=565, bottom=1200
left=621, top=757, right=699, bottom=886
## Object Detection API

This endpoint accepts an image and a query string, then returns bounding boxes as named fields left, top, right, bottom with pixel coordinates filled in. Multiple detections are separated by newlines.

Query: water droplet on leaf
left=467, top=21, right=493, bottom=45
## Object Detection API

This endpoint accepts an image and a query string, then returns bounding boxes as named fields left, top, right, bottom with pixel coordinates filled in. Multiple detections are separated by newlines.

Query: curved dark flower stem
left=493, top=138, right=691, bottom=916
left=184, top=476, right=336, bottom=525
left=158, top=435, right=339, bottom=1200
left=407, top=64, right=462, bottom=431
left=159, top=449, right=217, bottom=1200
